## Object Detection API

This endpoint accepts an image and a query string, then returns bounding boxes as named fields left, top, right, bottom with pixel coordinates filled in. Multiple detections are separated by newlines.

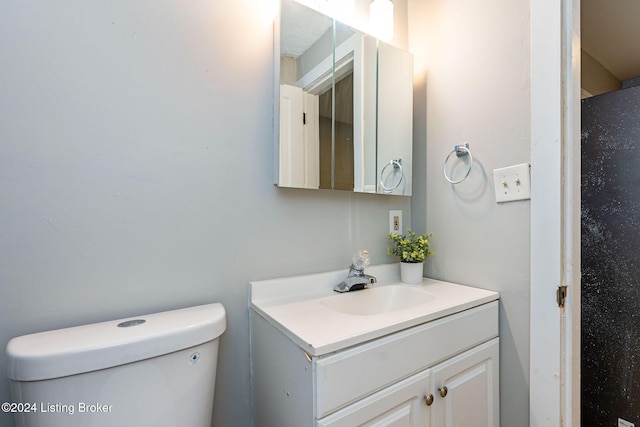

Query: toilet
left=5, top=303, right=226, bottom=427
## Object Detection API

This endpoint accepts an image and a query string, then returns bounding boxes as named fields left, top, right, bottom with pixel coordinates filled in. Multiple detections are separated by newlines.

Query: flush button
left=117, top=319, right=146, bottom=328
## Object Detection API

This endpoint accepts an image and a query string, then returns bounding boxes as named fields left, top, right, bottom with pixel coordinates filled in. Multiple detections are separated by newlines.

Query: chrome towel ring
left=380, top=158, right=403, bottom=193
left=443, top=143, right=473, bottom=184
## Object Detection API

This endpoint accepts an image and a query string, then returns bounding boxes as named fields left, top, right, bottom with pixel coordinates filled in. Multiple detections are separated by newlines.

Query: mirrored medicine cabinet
left=274, top=0, right=413, bottom=196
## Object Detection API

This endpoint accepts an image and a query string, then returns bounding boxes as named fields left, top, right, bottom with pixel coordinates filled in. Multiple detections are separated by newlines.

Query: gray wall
left=0, top=1, right=410, bottom=426
left=409, top=0, right=531, bottom=425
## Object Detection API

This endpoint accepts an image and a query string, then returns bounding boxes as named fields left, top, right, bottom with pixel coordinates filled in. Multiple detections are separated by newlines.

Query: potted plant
left=387, top=228, right=434, bottom=284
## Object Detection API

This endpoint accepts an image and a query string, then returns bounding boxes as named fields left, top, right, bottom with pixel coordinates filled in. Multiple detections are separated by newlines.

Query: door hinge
left=303, top=112, right=306, bottom=125
left=557, top=285, right=568, bottom=308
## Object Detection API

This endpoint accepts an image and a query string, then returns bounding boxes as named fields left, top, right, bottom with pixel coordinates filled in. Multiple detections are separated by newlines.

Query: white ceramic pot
left=400, top=262, right=424, bottom=284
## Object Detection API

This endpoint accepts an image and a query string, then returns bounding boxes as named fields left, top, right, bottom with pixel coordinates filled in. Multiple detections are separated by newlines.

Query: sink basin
left=319, top=285, right=435, bottom=316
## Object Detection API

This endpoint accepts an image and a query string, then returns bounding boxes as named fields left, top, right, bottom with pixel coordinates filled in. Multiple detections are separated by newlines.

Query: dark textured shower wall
left=581, top=84, right=640, bottom=427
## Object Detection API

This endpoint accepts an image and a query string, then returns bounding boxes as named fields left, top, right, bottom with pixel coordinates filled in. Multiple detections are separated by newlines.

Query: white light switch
left=492, top=163, right=531, bottom=203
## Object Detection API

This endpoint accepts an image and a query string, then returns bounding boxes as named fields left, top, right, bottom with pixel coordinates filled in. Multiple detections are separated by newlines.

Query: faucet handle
left=352, top=250, right=370, bottom=270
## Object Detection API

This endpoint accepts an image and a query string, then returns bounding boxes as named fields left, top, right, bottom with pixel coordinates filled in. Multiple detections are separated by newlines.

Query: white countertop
left=250, top=264, right=499, bottom=356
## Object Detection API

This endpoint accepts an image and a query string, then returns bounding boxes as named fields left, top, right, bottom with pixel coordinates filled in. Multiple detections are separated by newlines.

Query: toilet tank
left=5, top=303, right=226, bottom=427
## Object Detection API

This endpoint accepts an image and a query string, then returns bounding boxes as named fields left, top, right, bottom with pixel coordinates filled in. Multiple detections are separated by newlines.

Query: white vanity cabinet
left=250, top=271, right=499, bottom=427
left=318, top=338, right=499, bottom=427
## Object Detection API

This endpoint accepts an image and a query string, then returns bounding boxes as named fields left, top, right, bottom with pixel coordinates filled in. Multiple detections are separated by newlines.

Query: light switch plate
left=492, top=163, right=531, bottom=203
left=389, top=210, right=402, bottom=234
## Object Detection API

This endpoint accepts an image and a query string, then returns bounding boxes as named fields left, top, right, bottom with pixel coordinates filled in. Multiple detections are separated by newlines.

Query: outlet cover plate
left=389, top=210, right=402, bottom=234
left=492, top=163, right=531, bottom=203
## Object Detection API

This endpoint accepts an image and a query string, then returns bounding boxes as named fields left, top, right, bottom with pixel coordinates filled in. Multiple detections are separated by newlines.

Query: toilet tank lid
left=5, top=303, right=226, bottom=382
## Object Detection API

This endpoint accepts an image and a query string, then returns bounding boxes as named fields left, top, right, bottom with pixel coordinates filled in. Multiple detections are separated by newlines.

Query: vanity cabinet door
left=317, top=369, right=431, bottom=427
left=430, top=338, right=500, bottom=427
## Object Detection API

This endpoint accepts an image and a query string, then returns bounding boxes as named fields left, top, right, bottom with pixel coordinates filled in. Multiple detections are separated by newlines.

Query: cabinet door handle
left=424, top=394, right=434, bottom=406
left=438, top=386, right=448, bottom=398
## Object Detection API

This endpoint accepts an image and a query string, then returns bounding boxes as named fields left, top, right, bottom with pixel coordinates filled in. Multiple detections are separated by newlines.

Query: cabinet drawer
left=314, top=301, right=498, bottom=418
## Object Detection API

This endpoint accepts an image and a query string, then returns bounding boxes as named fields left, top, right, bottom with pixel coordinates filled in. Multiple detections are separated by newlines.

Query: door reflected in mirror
left=278, top=0, right=332, bottom=190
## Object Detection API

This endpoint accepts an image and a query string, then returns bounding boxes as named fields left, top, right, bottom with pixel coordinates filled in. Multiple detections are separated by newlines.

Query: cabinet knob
left=438, top=386, right=448, bottom=398
left=424, top=394, right=434, bottom=406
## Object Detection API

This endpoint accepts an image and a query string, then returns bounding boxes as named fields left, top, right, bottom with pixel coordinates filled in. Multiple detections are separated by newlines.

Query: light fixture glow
left=369, top=0, right=394, bottom=41
left=299, top=0, right=354, bottom=23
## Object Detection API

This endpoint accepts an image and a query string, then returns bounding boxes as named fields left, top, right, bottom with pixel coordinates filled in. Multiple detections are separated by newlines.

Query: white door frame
left=530, top=0, right=580, bottom=425
left=562, top=1, right=581, bottom=424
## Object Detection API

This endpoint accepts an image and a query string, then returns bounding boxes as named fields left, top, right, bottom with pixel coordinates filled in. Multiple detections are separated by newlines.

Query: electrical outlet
left=619, top=419, right=634, bottom=427
left=492, top=163, right=531, bottom=203
left=389, top=210, right=402, bottom=234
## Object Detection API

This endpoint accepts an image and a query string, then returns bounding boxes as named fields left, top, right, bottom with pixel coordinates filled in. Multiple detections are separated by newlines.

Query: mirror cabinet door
left=332, top=20, right=378, bottom=192
left=278, top=0, right=333, bottom=190
left=276, top=0, right=413, bottom=196
left=377, top=40, right=413, bottom=196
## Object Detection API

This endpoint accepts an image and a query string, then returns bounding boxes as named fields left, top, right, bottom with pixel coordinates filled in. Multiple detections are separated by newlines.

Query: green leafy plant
left=387, top=228, right=434, bottom=263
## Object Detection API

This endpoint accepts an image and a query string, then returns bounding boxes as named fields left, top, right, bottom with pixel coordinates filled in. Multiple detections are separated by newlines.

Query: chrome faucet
left=334, top=250, right=377, bottom=293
